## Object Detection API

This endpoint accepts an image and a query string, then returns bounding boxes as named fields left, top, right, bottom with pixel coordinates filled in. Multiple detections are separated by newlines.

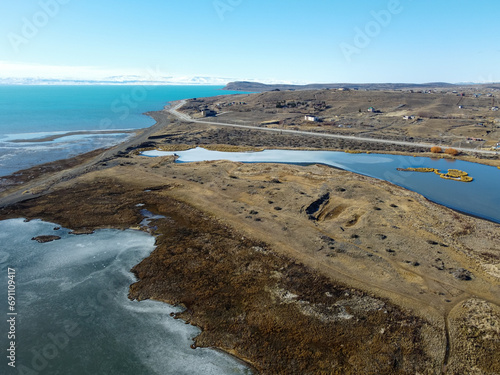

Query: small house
left=201, top=109, right=217, bottom=117
left=304, top=115, right=319, bottom=122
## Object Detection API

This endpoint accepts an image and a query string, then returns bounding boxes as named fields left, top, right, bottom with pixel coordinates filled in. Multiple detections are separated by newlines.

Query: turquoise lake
left=0, top=85, right=245, bottom=176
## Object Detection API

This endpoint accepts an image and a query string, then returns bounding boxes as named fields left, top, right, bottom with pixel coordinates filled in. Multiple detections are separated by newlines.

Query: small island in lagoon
left=397, top=167, right=474, bottom=182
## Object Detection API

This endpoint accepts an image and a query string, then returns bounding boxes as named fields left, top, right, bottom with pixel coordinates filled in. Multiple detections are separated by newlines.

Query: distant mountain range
left=223, top=81, right=500, bottom=92
left=2, top=77, right=500, bottom=90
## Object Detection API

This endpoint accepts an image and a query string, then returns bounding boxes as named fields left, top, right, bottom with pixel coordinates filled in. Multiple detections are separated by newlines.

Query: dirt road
left=168, top=100, right=499, bottom=156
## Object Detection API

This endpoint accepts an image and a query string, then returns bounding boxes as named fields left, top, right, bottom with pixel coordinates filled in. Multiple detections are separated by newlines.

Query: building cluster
left=276, top=100, right=327, bottom=110
left=215, top=101, right=247, bottom=108
left=197, top=101, right=248, bottom=117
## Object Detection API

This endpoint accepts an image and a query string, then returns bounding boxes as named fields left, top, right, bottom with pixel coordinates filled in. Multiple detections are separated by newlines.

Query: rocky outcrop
left=31, top=235, right=61, bottom=243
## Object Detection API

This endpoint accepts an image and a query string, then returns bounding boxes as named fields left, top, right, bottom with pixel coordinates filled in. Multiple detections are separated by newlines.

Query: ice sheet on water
left=141, top=146, right=394, bottom=167
left=0, top=133, right=131, bottom=177
left=0, top=219, right=253, bottom=375
left=139, top=209, right=166, bottom=227
left=0, top=130, right=132, bottom=143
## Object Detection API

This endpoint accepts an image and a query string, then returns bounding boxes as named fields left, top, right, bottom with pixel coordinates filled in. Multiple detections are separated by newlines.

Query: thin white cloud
left=0, top=61, right=306, bottom=85
left=0, top=61, right=142, bottom=80
left=0, top=61, right=231, bottom=84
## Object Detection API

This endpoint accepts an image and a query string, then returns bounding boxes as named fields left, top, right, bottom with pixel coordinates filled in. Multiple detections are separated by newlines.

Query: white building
left=304, top=115, right=319, bottom=122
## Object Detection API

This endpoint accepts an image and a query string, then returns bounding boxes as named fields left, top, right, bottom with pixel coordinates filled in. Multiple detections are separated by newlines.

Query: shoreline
left=142, top=145, right=500, bottom=224
left=3, top=139, right=500, bottom=226
left=3, top=146, right=499, bottom=373
left=2, top=103, right=500, bottom=237
left=150, top=148, right=500, bottom=225
left=166, top=98, right=500, bottom=167
left=2, top=91, right=499, bottom=184
left=1, top=98, right=500, bottom=373
left=7, top=129, right=136, bottom=143
left=139, top=140, right=500, bottom=168
left=0, top=110, right=169, bottom=207
left=2, top=101, right=499, bottom=241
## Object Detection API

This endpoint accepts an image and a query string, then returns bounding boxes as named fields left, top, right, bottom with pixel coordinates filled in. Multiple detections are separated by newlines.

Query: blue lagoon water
left=0, top=85, right=244, bottom=176
left=143, top=148, right=500, bottom=224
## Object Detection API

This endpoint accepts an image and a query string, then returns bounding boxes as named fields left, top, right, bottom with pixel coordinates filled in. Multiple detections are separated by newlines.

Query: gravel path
left=168, top=100, right=499, bottom=156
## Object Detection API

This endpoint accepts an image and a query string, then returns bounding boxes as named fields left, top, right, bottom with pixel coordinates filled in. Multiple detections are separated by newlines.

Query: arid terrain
left=183, top=86, right=500, bottom=150
left=1, top=91, right=500, bottom=374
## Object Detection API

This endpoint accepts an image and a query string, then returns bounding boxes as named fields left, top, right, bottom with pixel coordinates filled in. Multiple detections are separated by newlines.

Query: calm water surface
left=0, top=85, right=246, bottom=176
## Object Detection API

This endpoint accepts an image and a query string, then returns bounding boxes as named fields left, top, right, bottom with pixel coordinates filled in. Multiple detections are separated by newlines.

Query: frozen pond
left=142, top=147, right=500, bottom=223
left=0, top=218, right=252, bottom=375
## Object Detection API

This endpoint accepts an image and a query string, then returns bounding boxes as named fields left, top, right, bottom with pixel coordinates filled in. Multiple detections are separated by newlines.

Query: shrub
left=430, top=146, right=442, bottom=153
left=444, top=148, right=459, bottom=156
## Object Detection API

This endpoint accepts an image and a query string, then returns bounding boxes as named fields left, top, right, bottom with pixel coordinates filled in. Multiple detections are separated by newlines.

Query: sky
left=0, top=0, right=499, bottom=84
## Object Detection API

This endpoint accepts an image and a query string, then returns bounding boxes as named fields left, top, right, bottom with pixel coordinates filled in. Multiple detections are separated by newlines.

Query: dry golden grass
left=158, top=144, right=194, bottom=151
left=201, top=144, right=264, bottom=152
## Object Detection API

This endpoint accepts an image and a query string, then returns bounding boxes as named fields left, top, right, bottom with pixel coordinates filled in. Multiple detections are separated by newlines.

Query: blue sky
left=0, top=0, right=499, bottom=84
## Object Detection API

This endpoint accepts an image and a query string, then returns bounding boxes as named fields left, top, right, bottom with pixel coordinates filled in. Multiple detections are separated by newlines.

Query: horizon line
left=2, top=80, right=500, bottom=87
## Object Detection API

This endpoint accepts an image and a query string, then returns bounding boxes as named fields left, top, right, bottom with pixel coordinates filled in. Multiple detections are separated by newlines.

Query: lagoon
left=142, top=148, right=500, bottom=224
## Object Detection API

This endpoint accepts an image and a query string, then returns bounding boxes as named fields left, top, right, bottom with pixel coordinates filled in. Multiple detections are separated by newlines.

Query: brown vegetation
left=1, top=105, right=500, bottom=374
left=430, top=146, right=442, bottom=153
left=2, top=176, right=440, bottom=374
left=3, top=151, right=499, bottom=372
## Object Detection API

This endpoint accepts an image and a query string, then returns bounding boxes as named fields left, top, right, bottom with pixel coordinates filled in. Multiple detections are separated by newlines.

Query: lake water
left=142, top=148, right=500, bottom=224
left=0, top=85, right=245, bottom=176
left=0, top=218, right=253, bottom=375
